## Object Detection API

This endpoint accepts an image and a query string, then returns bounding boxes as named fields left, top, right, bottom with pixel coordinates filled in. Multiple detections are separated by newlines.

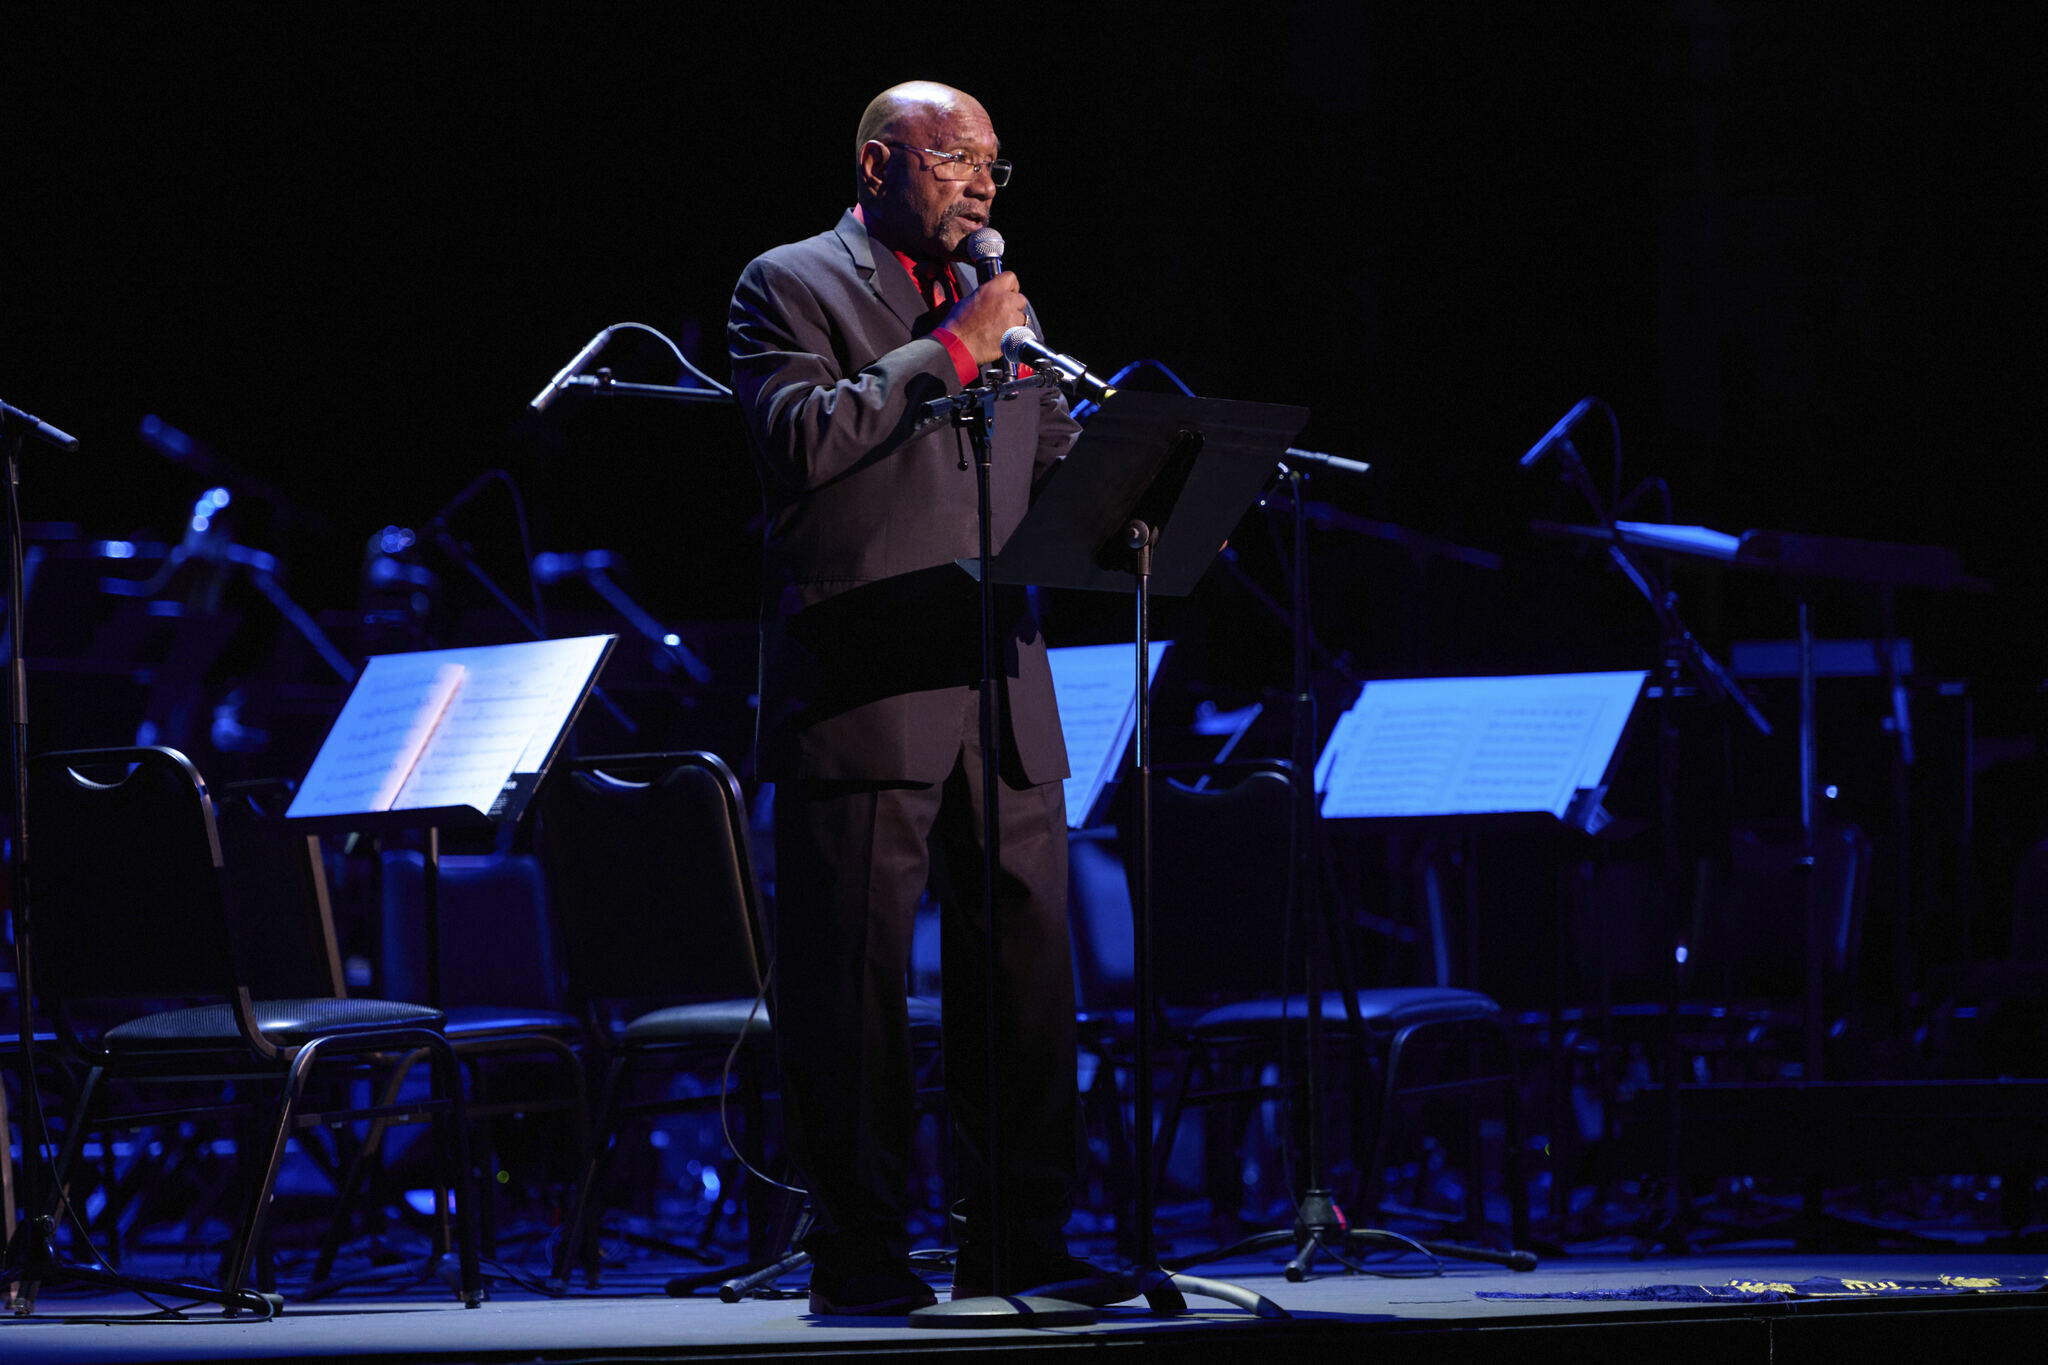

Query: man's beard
left=933, top=201, right=990, bottom=257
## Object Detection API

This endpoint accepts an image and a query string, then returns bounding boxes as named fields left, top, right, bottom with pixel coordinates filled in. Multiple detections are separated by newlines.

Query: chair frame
left=22, top=746, right=483, bottom=1306
left=1117, top=761, right=1529, bottom=1247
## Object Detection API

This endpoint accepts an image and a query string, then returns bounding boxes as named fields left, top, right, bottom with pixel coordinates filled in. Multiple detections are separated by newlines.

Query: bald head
left=855, top=81, right=986, bottom=159
left=853, top=81, right=1001, bottom=261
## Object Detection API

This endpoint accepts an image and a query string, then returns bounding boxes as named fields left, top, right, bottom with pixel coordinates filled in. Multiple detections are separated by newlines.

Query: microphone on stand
left=963, top=228, right=1013, bottom=382
left=1001, top=327, right=1116, bottom=402
left=2, top=398, right=80, bottom=452
left=529, top=327, right=617, bottom=414
left=534, top=548, right=713, bottom=684
left=1518, top=396, right=1599, bottom=468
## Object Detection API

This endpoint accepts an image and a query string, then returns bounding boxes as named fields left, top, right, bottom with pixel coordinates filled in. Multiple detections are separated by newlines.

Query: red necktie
left=917, top=261, right=954, bottom=312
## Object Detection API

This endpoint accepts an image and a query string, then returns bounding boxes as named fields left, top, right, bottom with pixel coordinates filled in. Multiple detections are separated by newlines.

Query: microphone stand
left=419, top=473, right=636, bottom=737
left=1533, top=415, right=1768, bottom=1253
left=0, top=409, right=273, bottom=1317
left=1164, top=460, right=1537, bottom=1281
left=907, top=370, right=1097, bottom=1328
left=552, top=371, right=732, bottom=407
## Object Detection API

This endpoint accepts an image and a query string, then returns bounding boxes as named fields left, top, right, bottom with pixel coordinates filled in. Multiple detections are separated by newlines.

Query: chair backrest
left=1705, top=817, right=1871, bottom=1003
left=2010, top=839, right=2048, bottom=964
left=1117, top=762, right=1303, bottom=1007
left=379, top=850, right=562, bottom=1008
left=27, top=747, right=240, bottom=1007
left=538, top=751, right=765, bottom=1011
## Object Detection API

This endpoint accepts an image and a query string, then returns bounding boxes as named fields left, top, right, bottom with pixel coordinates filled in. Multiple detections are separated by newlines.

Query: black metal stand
left=1527, top=404, right=1770, bottom=1254
left=957, top=389, right=1310, bottom=1319
left=421, top=473, right=636, bottom=738
left=1108, top=522, right=1284, bottom=1318
left=1280, top=466, right=1339, bottom=1277
left=907, top=377, right=1098, bottom=1329
left=0, top=414, right=275, bottom=1317
left=1170, top=464, right=1533, bottom=1283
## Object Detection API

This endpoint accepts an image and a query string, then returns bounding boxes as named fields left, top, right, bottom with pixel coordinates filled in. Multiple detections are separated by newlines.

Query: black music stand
left=927, top=390, right=1306, bottom=1320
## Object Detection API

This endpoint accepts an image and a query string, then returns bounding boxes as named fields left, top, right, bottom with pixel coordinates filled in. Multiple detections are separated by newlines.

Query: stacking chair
left=21, top=746, right=480, bottom=1305
left=298, top=847, right=587, bottom=1278
left=539, top=752, right=784, bottom=1286
left=1121, top=762, right=1527, bottom=1246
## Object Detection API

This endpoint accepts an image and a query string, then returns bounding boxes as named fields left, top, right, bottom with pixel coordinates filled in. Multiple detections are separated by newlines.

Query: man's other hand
left=942, top=272, right=1031, bottom=365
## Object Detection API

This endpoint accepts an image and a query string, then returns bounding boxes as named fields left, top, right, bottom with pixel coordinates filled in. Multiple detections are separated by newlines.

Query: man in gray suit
left=729, top=80, right=1090, bottom=1314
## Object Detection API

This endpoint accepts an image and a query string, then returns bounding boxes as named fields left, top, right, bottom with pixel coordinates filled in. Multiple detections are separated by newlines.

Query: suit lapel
left=836, top=208, right=926, bottom=334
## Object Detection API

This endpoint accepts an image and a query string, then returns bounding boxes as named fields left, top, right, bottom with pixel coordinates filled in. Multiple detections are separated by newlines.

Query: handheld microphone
left=965, top=229, right=1013, bottom=381
left=530, top=327, right=617, bottom=414
left=1519, top=396, right=1598, bottom=468
left=1001, top=327, right=1116, bottom=401
left=964, top=227, right=1005, bottom=285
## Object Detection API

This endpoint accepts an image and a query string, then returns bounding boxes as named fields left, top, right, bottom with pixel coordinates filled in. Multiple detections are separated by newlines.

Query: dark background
left=5, top=4, right=2041, bottom=807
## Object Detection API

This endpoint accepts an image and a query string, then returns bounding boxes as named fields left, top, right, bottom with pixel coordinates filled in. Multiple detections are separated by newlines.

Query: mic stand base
left=1285, top=1188, right=1347, bottom=1281
left=3, top=1215, right=278, bottom=1318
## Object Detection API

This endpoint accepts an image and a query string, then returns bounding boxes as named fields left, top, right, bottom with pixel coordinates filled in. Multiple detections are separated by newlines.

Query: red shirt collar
left=854, top=203, right=948, bottom=287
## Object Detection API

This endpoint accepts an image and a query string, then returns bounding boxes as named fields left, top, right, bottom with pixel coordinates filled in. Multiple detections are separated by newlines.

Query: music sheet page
left=1048, top=641, right=1169, bottom=829
left=1317, top=672, right=1646, bottom=819
left=391, top=636, right=611, bottom=811
left=286, top=657, right=465, bottom=818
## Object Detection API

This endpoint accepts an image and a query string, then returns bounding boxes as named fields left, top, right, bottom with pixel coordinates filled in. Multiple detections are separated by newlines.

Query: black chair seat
left=1190, top=988, right=1500, bottom=1041
left=441, top=1004, right=581, bottom=1038
left=104, top=997, right=445, bottom=1050
left=619, top=994, right=940, bottom=1045
left=622, top=999, right=774, bottom=1044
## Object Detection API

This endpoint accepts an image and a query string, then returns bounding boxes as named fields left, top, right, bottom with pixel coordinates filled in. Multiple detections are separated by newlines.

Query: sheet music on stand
left=287, top=635, right=615, bottom=829
left=1048, top=641, right=1170, bottom=829
left=1314, top=671, right=1647, bottom=832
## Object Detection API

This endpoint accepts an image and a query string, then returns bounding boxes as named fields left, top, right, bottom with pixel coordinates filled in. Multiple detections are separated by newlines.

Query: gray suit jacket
left=729, top=209, right=1080, bottom=785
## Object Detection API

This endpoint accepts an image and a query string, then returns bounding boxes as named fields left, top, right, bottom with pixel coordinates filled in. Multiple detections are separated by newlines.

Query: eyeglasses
left=885, top=141, right=1012, bottom=187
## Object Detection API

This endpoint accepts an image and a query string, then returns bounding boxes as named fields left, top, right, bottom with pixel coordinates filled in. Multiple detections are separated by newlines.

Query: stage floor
left=7, top=1246, right=2048, bottom=1364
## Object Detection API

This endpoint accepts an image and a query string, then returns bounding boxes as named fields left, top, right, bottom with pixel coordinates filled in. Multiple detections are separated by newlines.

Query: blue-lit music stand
left=286, top=636, right=615, bottom=1010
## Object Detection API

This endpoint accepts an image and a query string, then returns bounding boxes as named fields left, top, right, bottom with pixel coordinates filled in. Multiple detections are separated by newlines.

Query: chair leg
left=551, top=1053, right=626, bottom=1290
left=1, top=1070, right=13, bottom=1284
left=468, top=1058, right=499, bottom=1259
left=1361, top=1025, right=1418, bottom=1223
left=738, top=1050, right=772, bottom=1263
left=1494, top=1020, right=1531, bottom=1249
left=427, top=1036, right=483, bottom=1307
left=534, top=1036, right=590, bottom=1265
left=1149, top=1043, right=1198, bottom=1215
left=43, top=1065, right=103, bottom=1221
left=310, top=1047, right=424, bottom=1283
left=223, top=1041, right=330, bottom=1300
left=14, top=1064, right=103, bottom=1310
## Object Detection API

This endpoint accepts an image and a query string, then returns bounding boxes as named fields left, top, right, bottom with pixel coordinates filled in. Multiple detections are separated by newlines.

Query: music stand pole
left=1281, top=463, right=1343, bottom=1274
left=1126, top=518, right=1159, bottom=1268
left=964, top=389, right=1308, bottom=1317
